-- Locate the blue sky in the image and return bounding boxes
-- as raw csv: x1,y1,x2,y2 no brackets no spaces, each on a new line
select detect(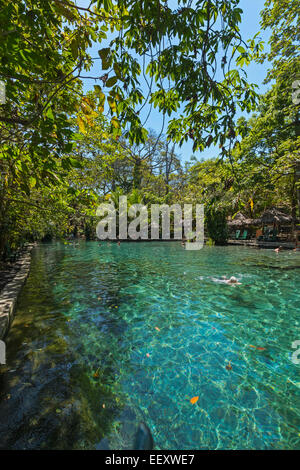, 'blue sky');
80,0,272,162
